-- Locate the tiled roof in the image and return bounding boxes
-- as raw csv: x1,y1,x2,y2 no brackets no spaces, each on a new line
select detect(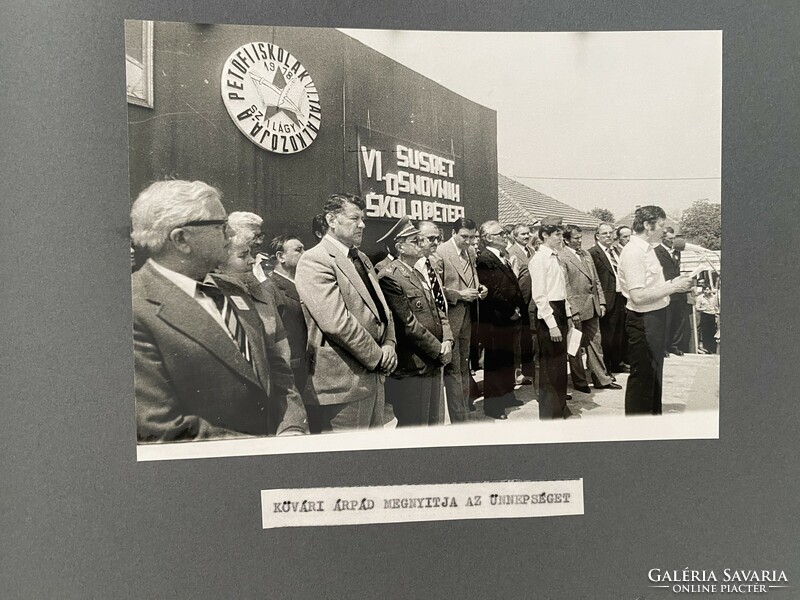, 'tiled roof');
497,173,602,228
